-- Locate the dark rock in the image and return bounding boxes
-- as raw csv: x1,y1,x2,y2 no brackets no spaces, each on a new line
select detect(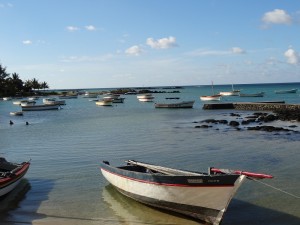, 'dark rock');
229,121,240,127
195,125,212,128
201,119,218,123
